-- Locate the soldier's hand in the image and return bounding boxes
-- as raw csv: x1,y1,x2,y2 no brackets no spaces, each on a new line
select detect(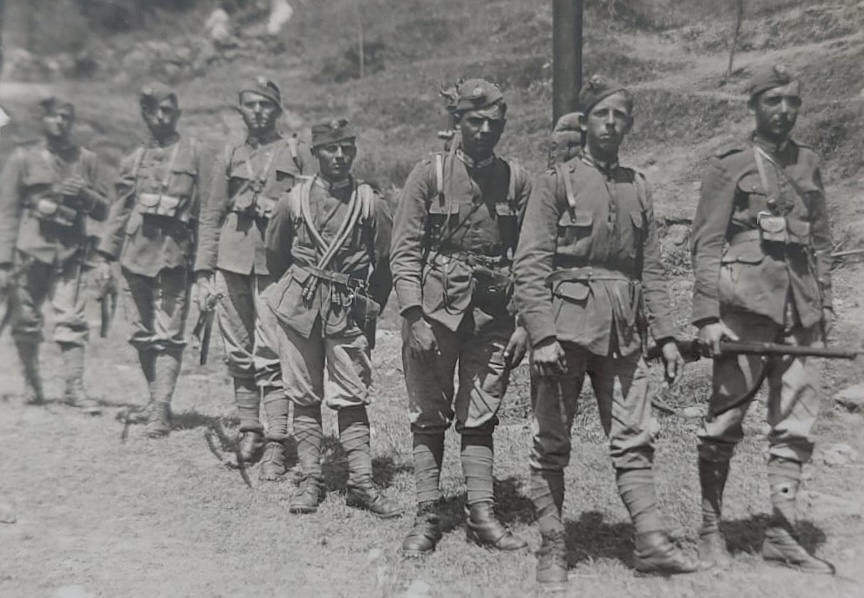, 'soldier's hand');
195,271,216,313
503,326,528,368
822,308,835,339
660,340,685,385
408,316,438,363
531,338,567,378
697,321,739,357
93,258,114,295
59,175,87,198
